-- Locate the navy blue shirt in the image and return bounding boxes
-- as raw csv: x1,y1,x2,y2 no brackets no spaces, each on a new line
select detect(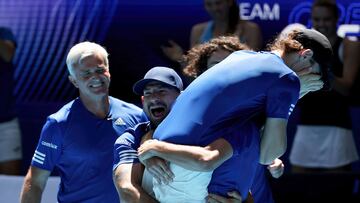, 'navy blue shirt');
205,122,260,199
207,122,273,203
